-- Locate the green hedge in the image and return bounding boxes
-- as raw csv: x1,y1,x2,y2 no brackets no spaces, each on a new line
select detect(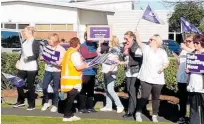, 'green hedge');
1,52,178,91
